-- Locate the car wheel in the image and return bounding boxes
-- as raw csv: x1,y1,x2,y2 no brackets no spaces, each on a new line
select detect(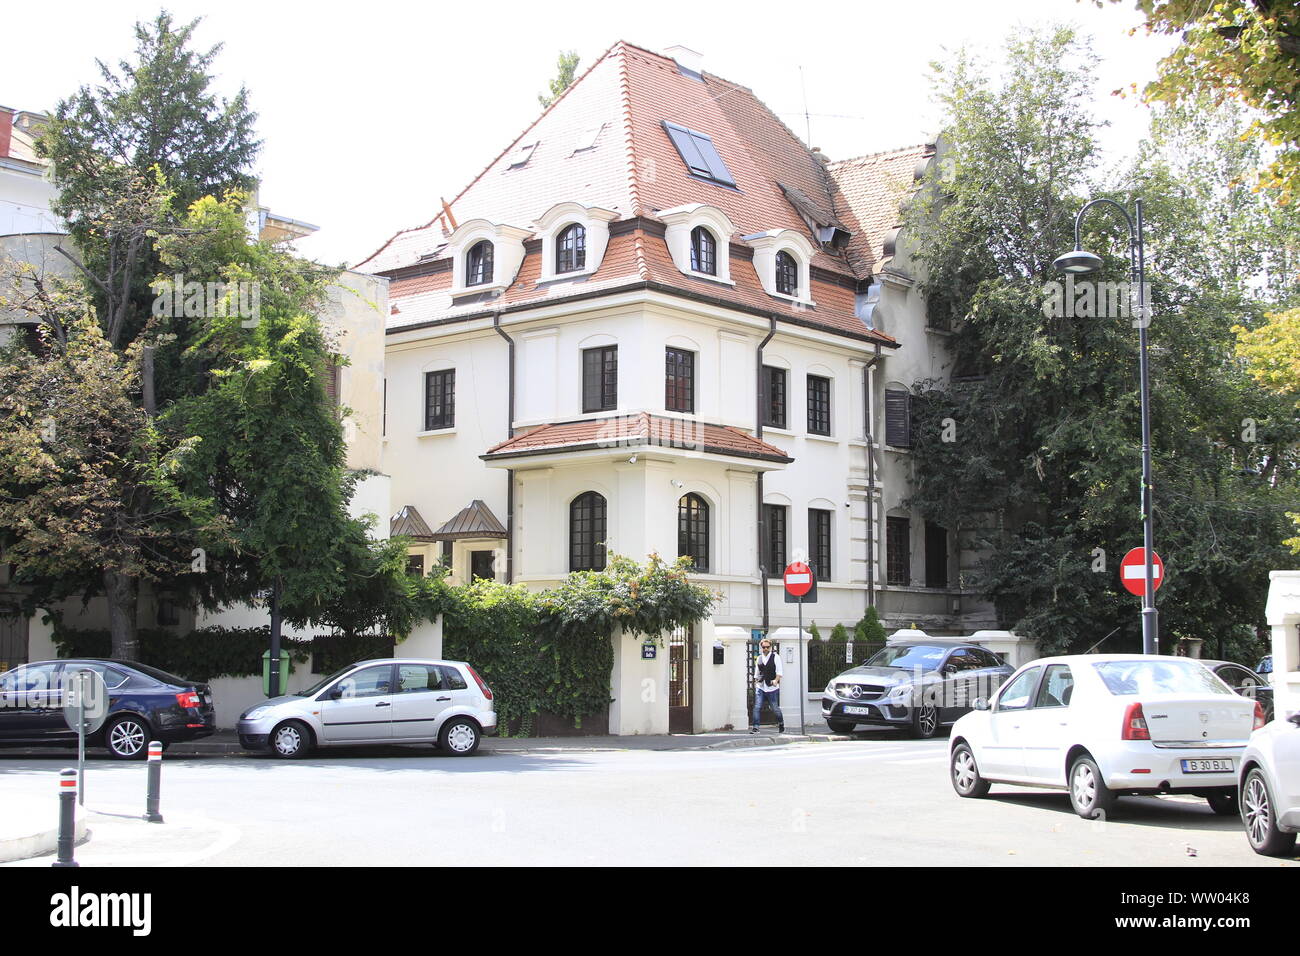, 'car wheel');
826,719,857,734
950,743,991,798
912,704,941,739
1206,789,1239,816
439,718,481,756
1242,768,1297,857
104,715,149,760
270,720,313,760
1069,755,1116,819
